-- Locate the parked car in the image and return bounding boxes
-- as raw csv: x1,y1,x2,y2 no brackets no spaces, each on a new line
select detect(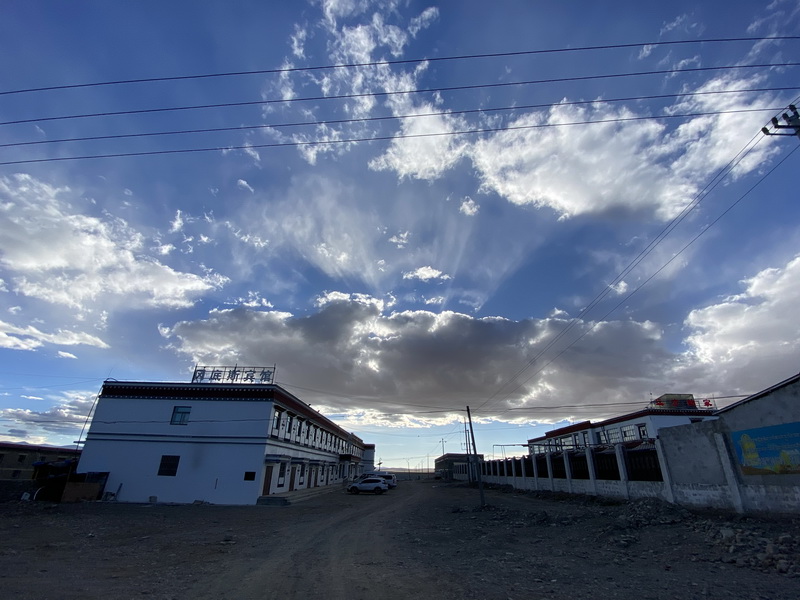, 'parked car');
355,472,397,489
347,477,388,494
376,473,397,489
